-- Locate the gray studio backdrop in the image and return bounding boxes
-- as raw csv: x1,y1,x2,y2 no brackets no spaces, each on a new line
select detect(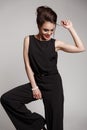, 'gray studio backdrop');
0,0,87,130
